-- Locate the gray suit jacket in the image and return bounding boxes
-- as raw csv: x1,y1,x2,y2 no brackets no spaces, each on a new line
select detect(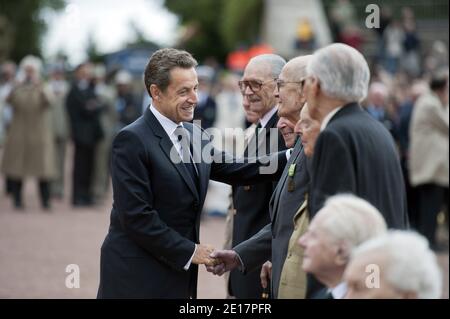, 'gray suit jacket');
230,112,286,298
234,138,309,298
